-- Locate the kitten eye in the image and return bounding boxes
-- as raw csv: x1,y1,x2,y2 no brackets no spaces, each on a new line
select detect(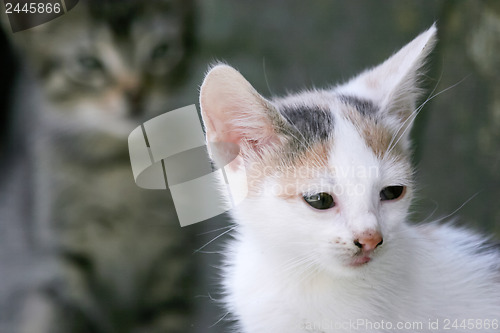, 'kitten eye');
303,193,335,210
380,186,405,201
78,55,103,71
151,42,170,60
